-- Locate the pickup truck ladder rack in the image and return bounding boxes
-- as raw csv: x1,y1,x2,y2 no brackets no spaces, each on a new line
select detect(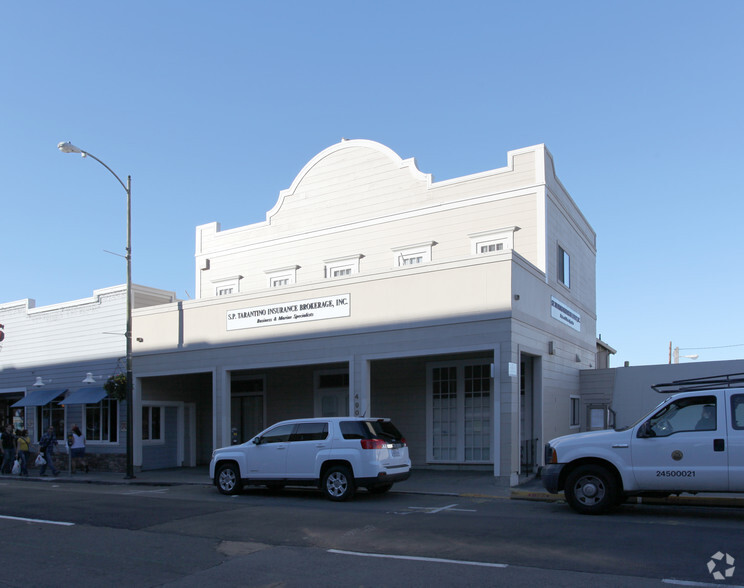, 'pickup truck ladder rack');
652,372,744,394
